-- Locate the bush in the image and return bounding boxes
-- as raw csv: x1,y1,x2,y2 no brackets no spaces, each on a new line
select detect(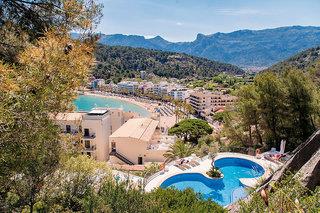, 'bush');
206,166,222,178
239,175,320,212
168,119,213,144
